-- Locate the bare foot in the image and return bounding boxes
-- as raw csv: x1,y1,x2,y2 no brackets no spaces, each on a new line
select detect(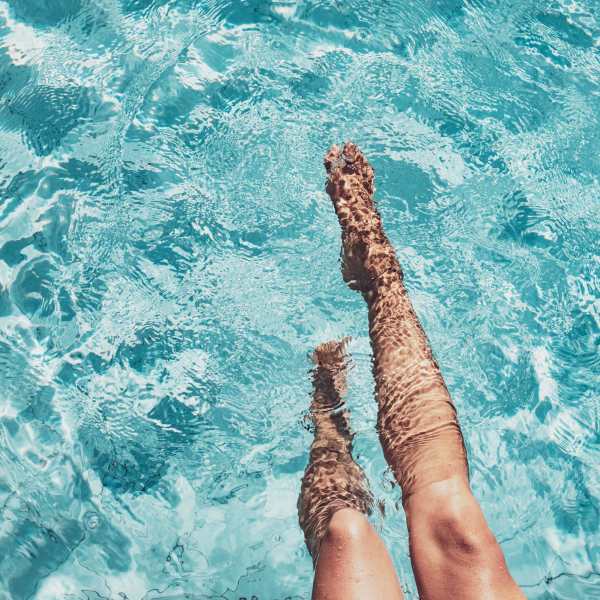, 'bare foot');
311,337,350,411
298,338,373,562
324,142,402,294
